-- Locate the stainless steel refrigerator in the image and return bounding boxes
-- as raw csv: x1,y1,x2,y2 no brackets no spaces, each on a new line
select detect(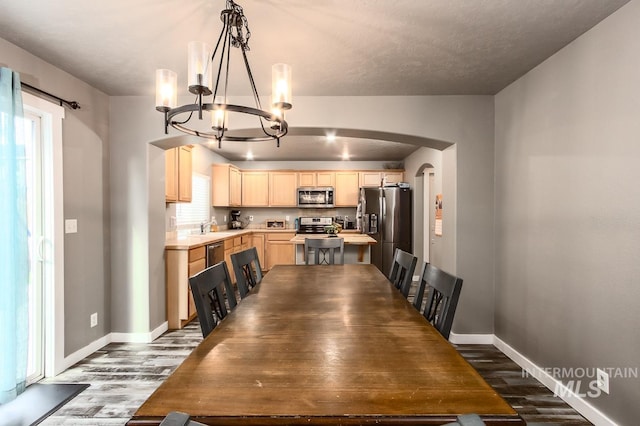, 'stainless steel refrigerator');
359,187,412,273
